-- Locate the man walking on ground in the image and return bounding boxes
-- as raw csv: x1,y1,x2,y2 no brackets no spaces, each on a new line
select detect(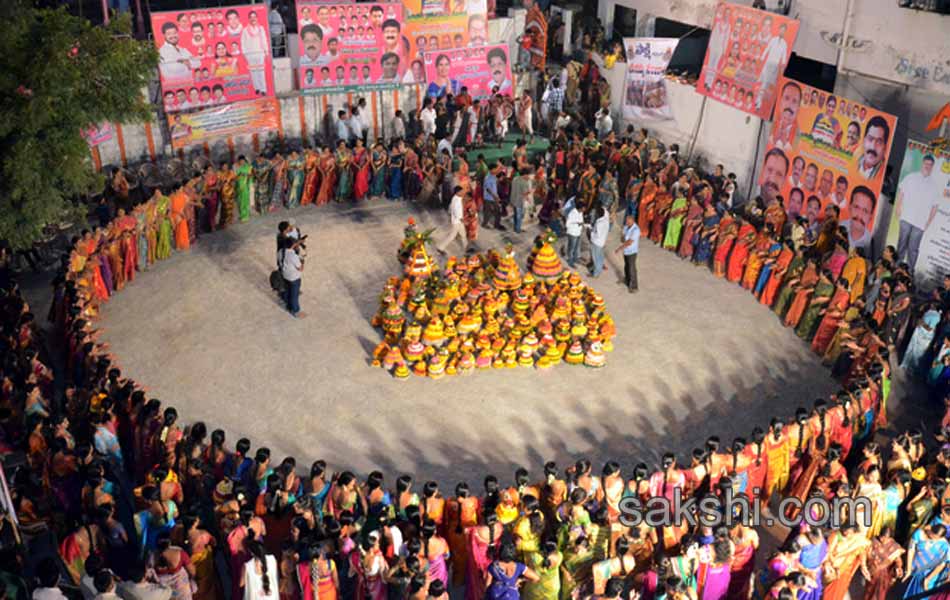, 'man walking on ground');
437,186,467,254
616,214,641,293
